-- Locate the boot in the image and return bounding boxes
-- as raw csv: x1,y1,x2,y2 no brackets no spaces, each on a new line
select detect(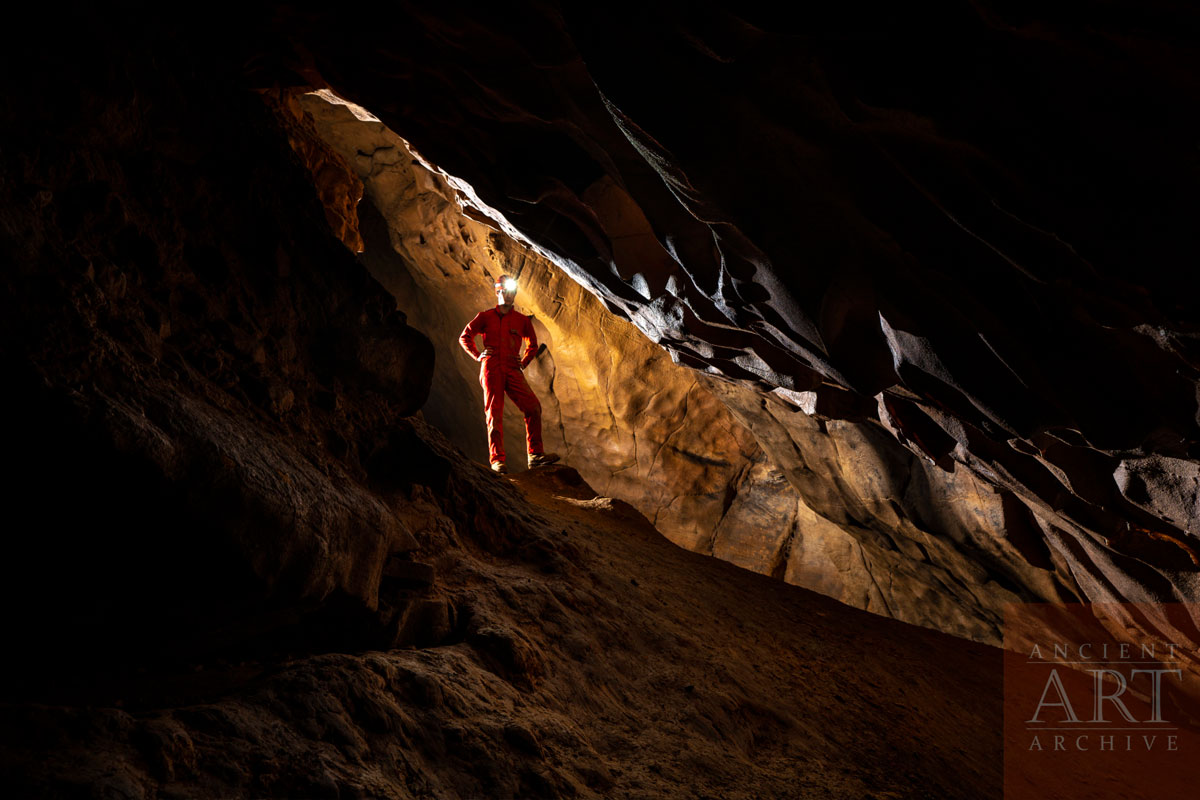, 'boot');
528,452,560,468
490,461,508,474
